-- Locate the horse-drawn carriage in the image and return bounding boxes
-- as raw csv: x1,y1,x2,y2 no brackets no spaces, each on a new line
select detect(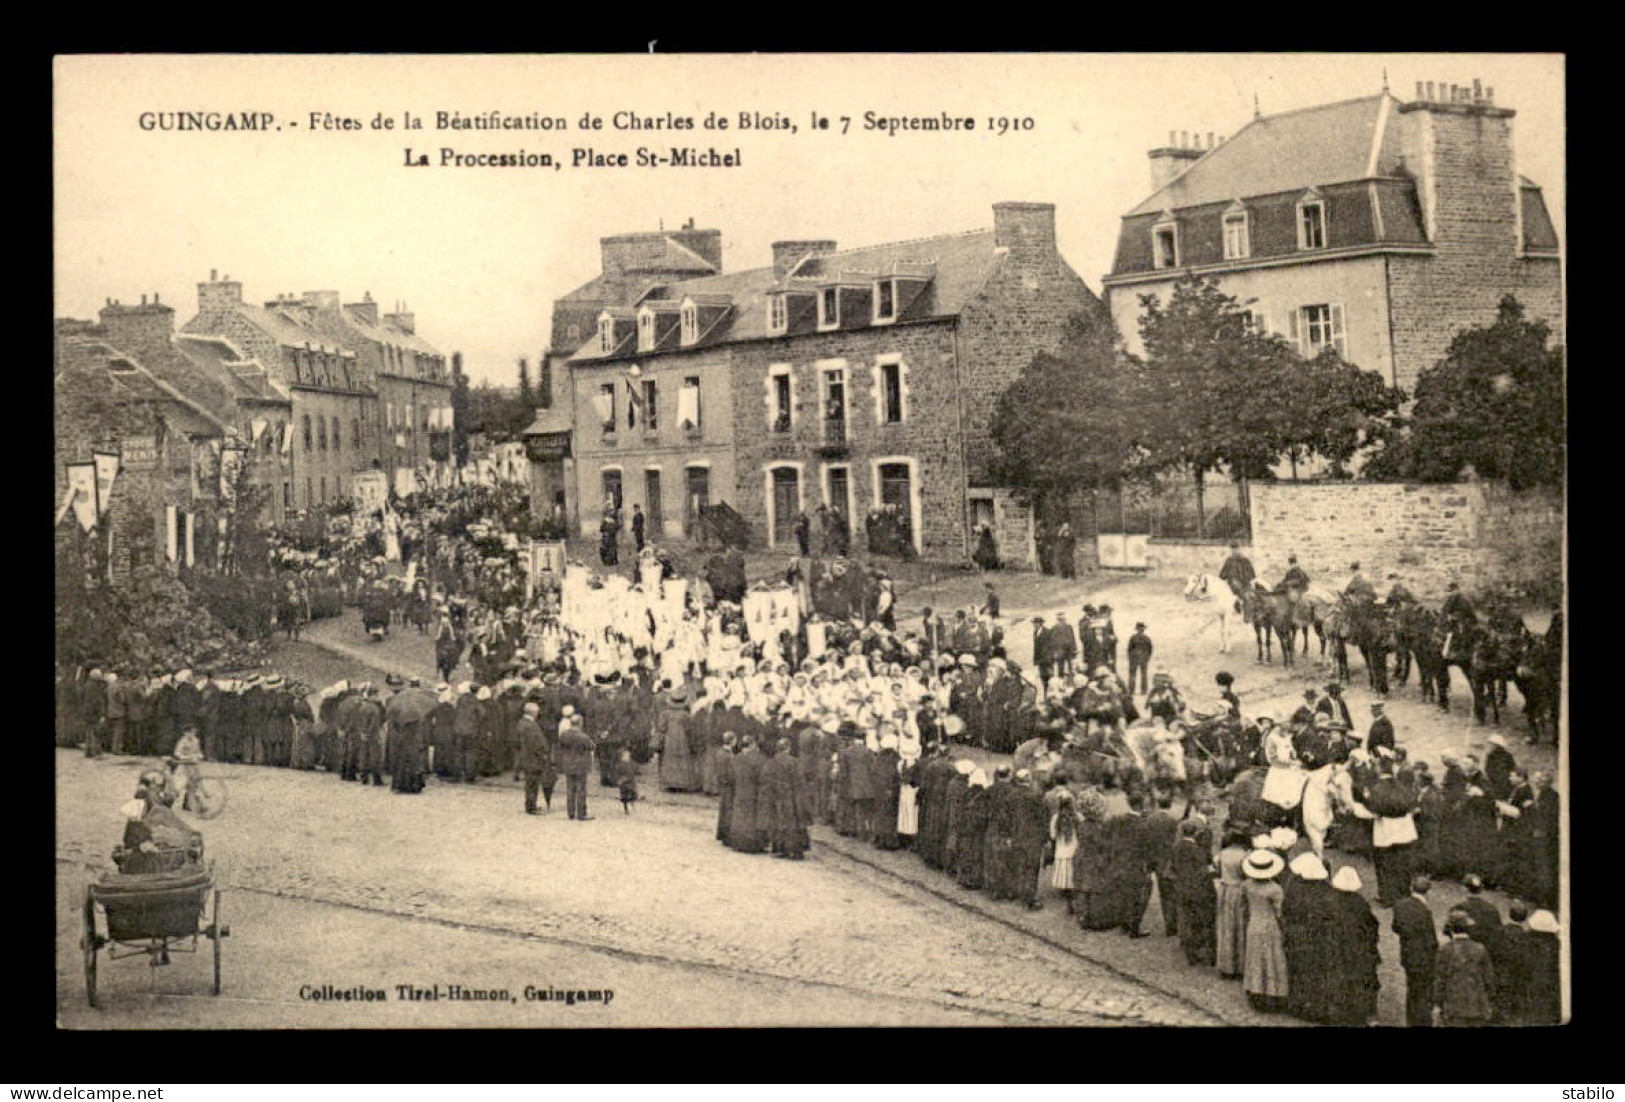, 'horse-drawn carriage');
80,840,229,1008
